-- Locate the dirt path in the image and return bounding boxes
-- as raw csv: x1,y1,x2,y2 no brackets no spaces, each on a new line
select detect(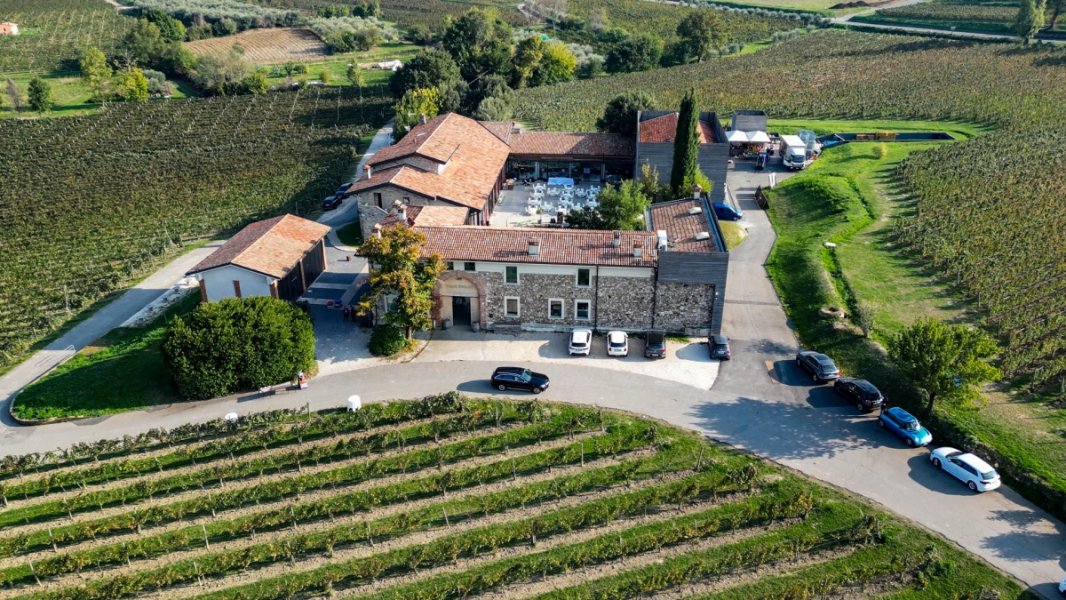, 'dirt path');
100,0,135,11
0,423,570,552
0,434,622,593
